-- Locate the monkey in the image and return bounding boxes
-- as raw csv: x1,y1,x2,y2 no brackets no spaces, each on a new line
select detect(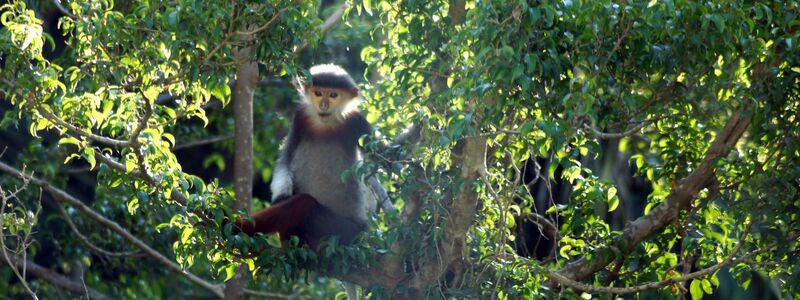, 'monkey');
234,64,375,249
